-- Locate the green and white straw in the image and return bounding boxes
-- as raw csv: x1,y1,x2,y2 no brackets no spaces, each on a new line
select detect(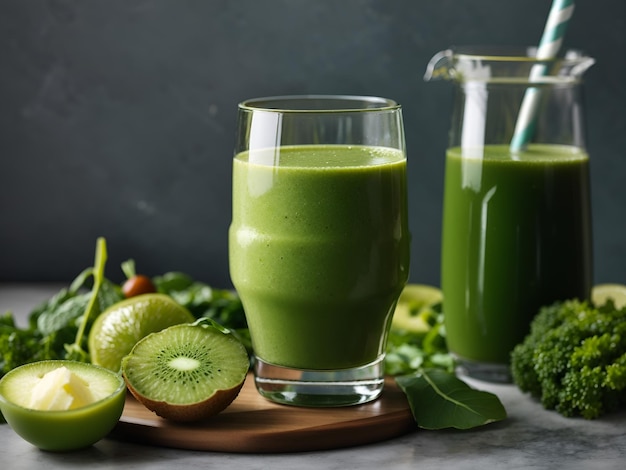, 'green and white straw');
510,0,575,152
